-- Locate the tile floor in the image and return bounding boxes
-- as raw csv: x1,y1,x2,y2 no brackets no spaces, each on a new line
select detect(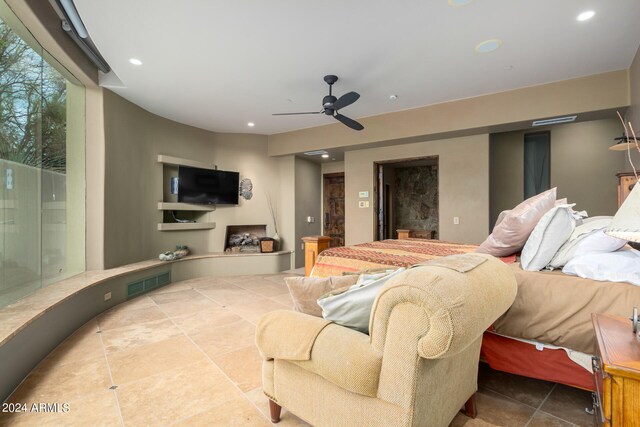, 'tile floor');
0,274,594,426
